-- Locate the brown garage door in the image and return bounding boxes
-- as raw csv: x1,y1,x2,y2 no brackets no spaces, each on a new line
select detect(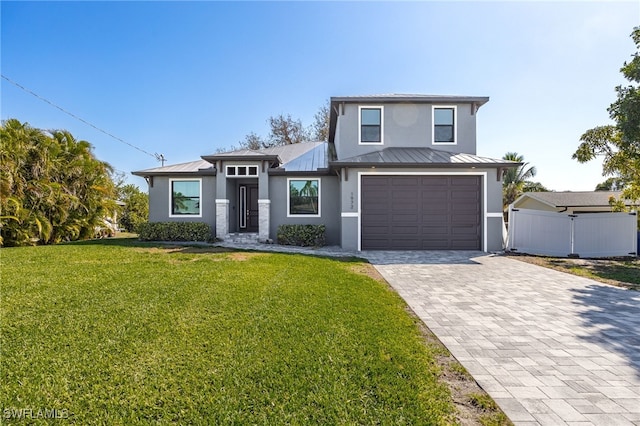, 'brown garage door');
361,175,481,250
